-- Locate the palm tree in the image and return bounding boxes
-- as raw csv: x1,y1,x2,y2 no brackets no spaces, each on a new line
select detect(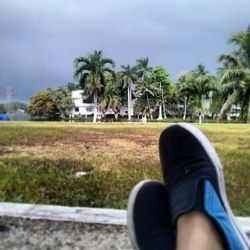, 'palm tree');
100,75,122,118
195,64,208,76
218,26,250,122
136,57,152,80
74,50,115,123
118,65,138,121
136,75,158,120
175,73,192,120
180,65,215,123
217,54,246,121
230,26,250,69
135,58,156,120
